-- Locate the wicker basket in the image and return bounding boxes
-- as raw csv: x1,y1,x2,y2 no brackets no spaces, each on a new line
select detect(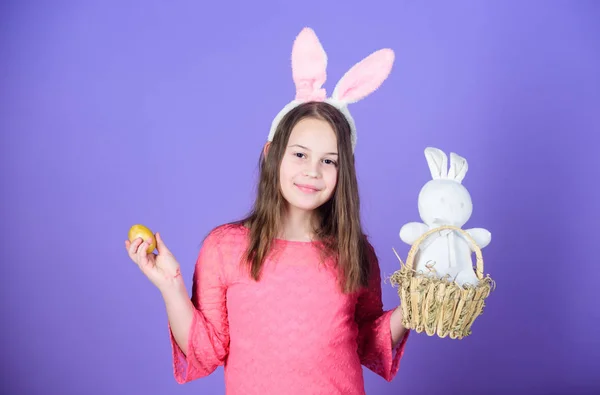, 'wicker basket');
389,225,495,339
